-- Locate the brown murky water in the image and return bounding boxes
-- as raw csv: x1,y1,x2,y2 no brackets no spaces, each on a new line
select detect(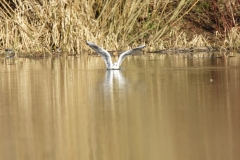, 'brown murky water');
1,54,240,160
